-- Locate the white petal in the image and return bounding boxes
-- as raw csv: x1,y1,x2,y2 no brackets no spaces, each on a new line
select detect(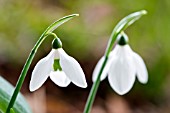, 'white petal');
108,45,136,95
50,71,71,87
29,50,55,92
92,48,119,82
92,57,108,82
53,49,60,59
58,48,87,88
132,52,148,84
